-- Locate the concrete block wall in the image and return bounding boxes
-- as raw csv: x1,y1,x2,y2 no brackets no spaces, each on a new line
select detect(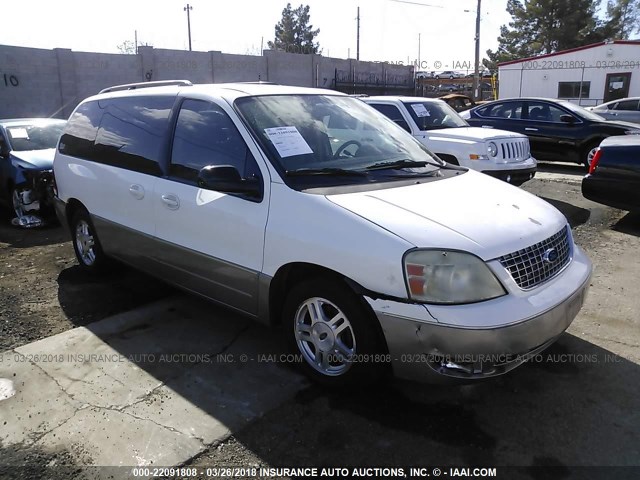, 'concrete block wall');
0,44,414,119
0,45,63,118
